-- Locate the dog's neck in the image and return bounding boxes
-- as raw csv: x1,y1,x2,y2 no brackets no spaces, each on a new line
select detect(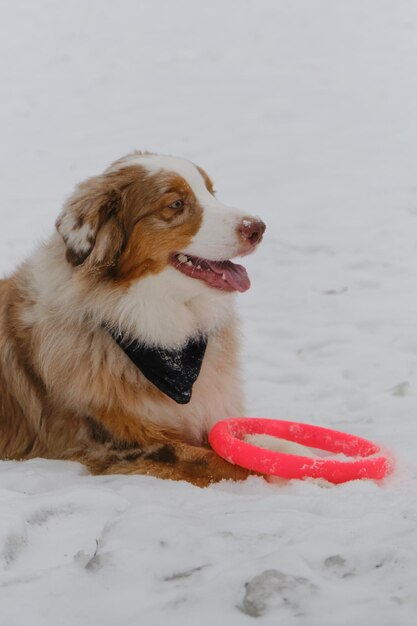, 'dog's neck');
110,266,236,349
